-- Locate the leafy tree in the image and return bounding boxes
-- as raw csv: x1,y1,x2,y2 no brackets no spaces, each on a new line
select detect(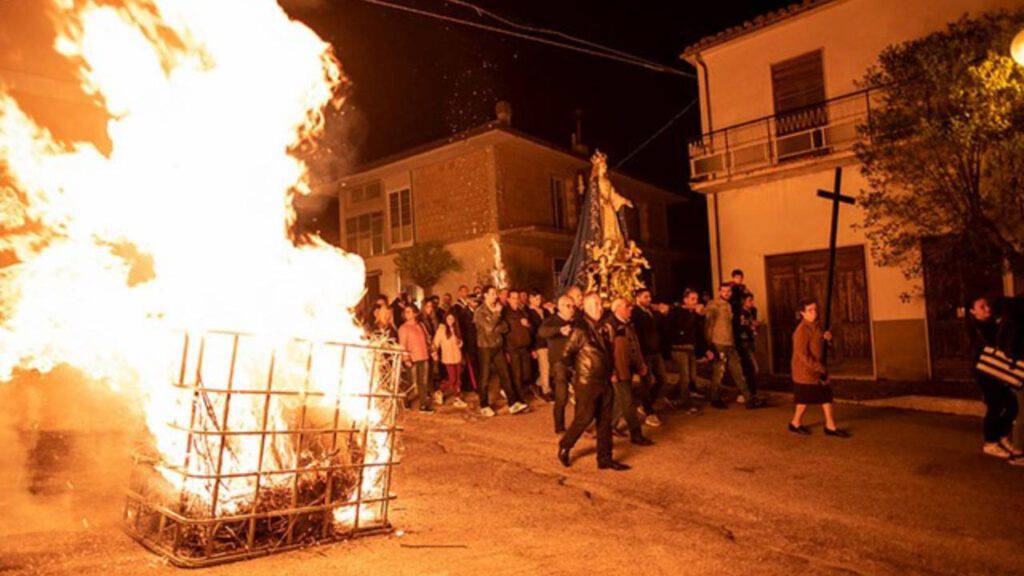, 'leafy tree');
856,11,1024,285
393,241,462,295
